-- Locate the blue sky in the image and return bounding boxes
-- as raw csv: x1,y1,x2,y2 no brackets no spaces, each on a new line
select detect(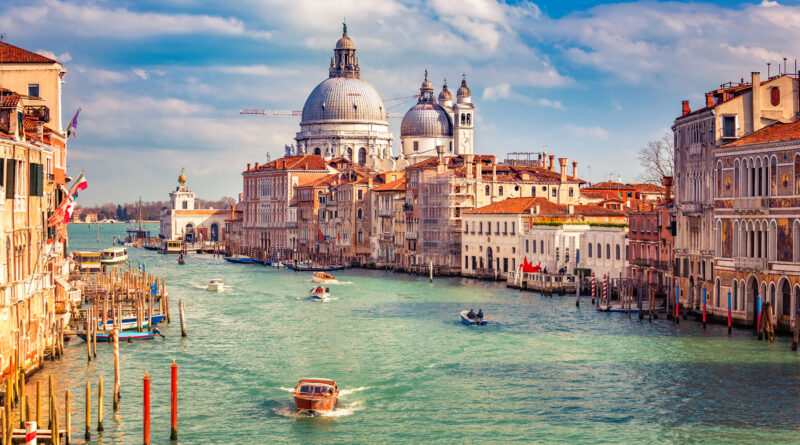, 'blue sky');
2,0,799,205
